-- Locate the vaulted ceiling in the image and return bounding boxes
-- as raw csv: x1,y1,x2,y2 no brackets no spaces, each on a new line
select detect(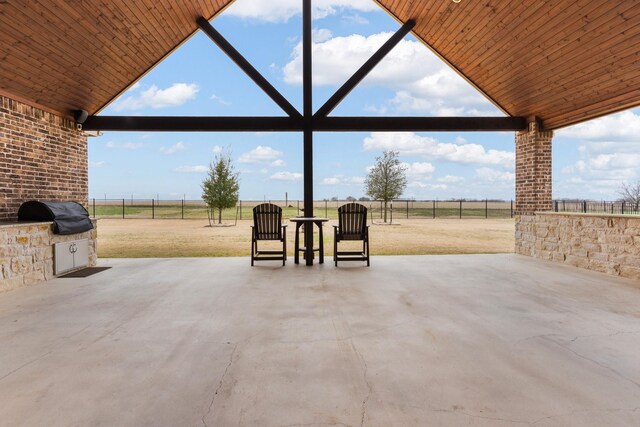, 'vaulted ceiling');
1,0,638,129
